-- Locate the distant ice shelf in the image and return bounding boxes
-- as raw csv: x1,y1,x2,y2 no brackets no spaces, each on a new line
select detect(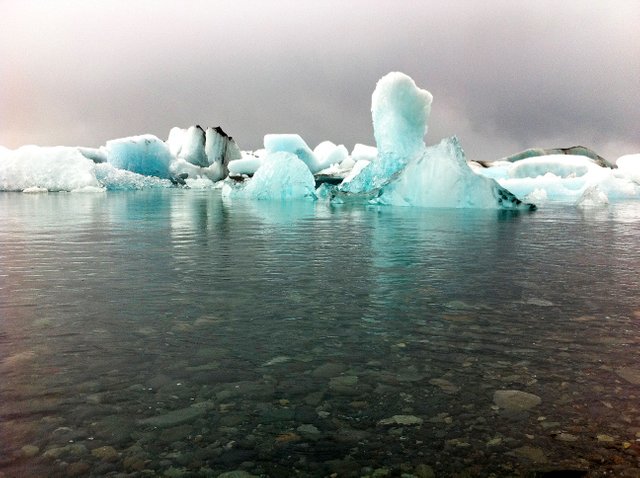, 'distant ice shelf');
0,72,638,208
